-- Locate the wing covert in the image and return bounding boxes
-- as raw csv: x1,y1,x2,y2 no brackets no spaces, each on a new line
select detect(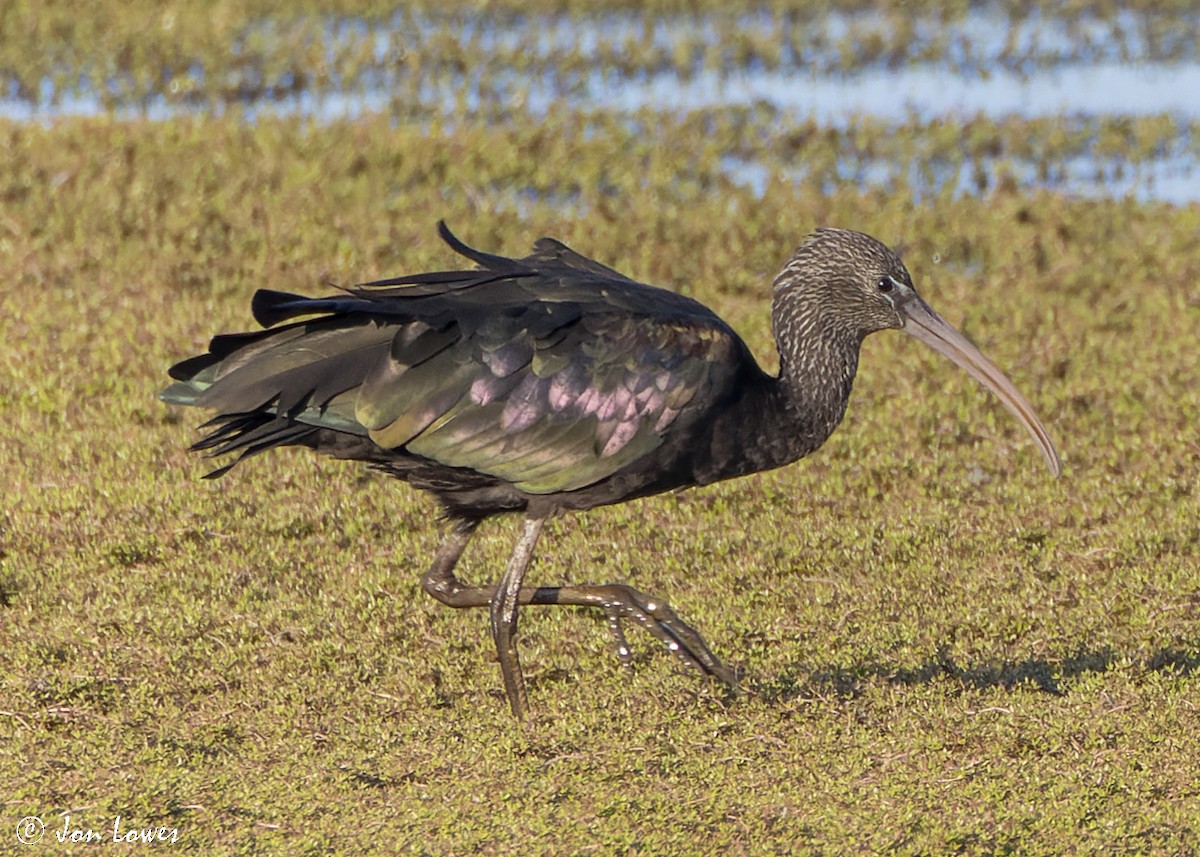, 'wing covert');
358,307,742,494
